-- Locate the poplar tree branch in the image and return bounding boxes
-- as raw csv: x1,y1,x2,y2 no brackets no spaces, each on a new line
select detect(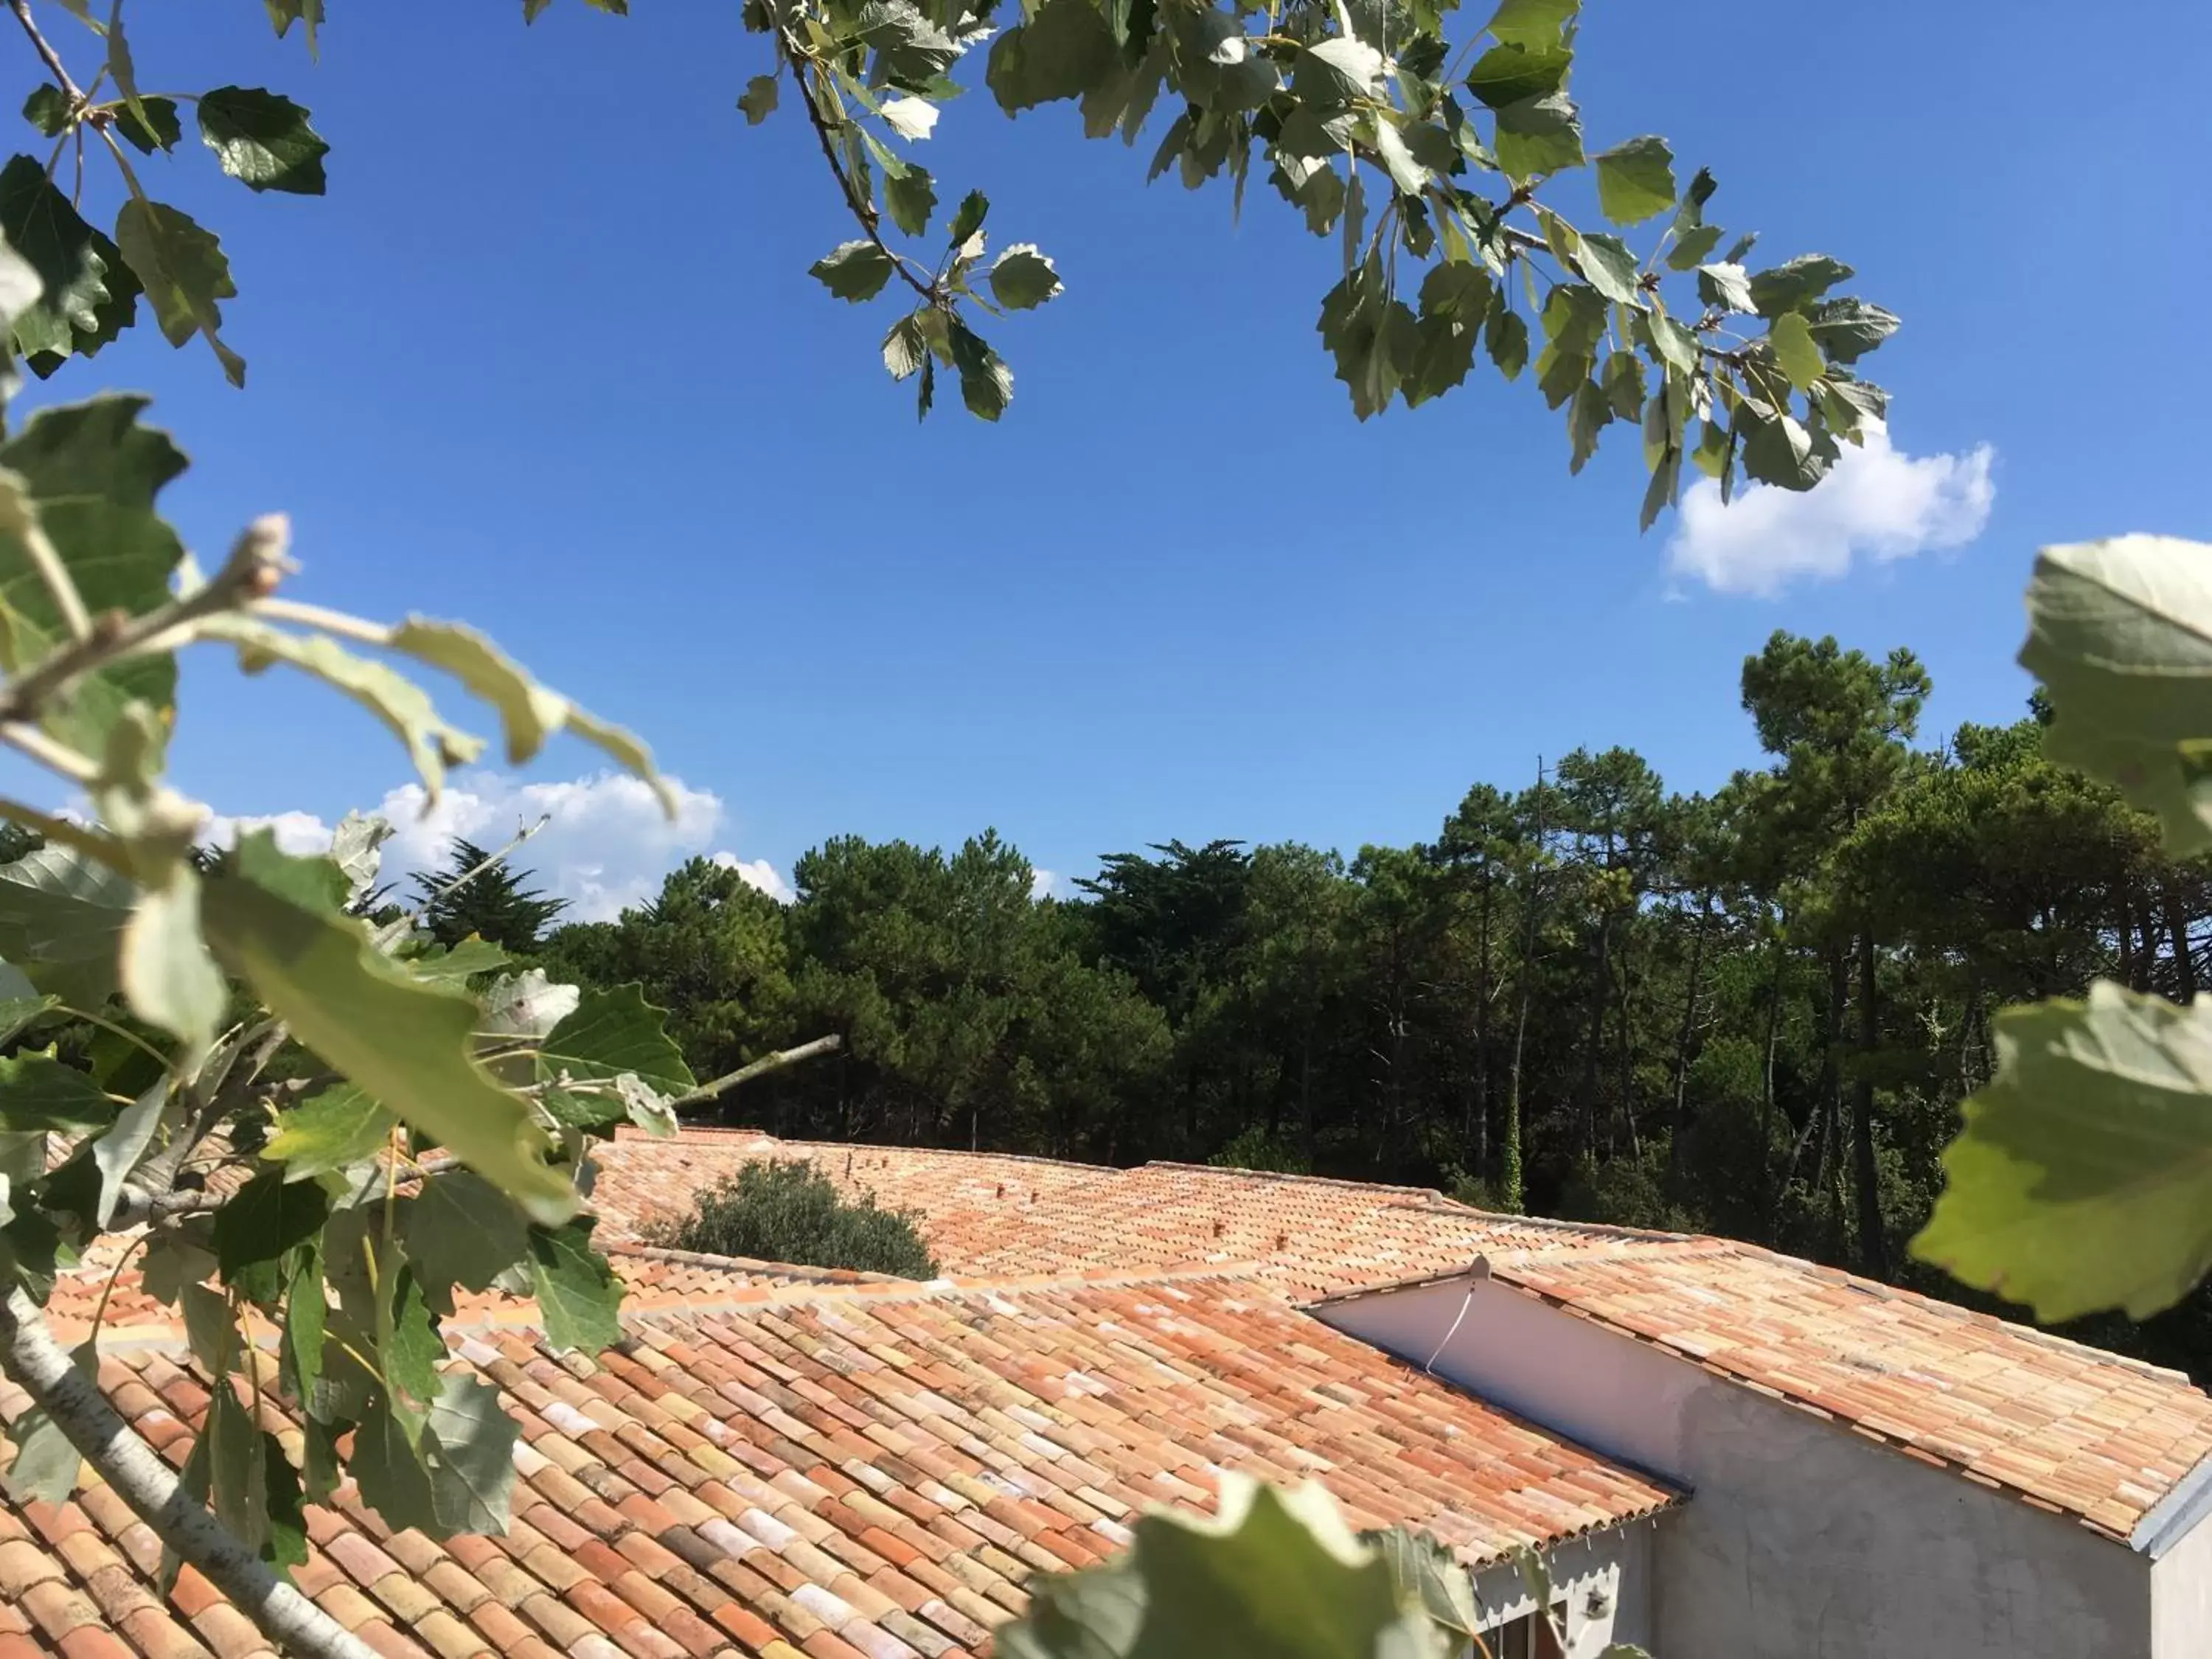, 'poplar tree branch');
675,1032,844,1111
0,1284,375,1659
